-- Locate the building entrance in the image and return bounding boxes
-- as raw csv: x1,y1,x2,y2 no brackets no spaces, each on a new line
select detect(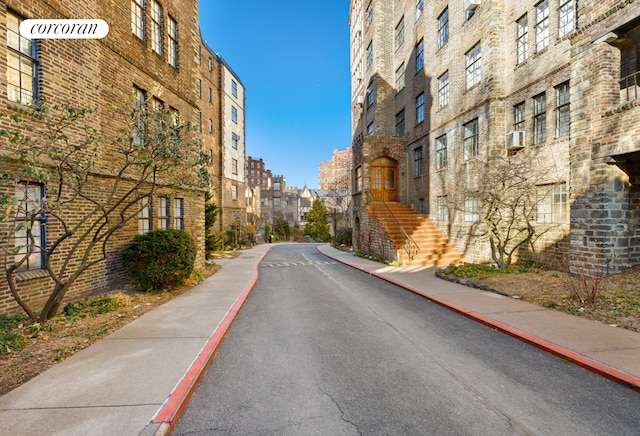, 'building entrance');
370,157,397,202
